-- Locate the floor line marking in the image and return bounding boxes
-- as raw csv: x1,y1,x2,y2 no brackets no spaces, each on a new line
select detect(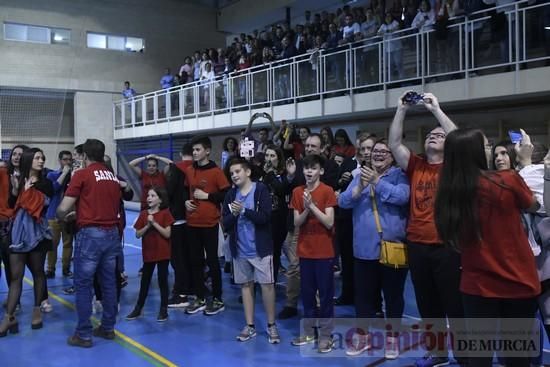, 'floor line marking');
124,243,142,250
21,275,177,367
